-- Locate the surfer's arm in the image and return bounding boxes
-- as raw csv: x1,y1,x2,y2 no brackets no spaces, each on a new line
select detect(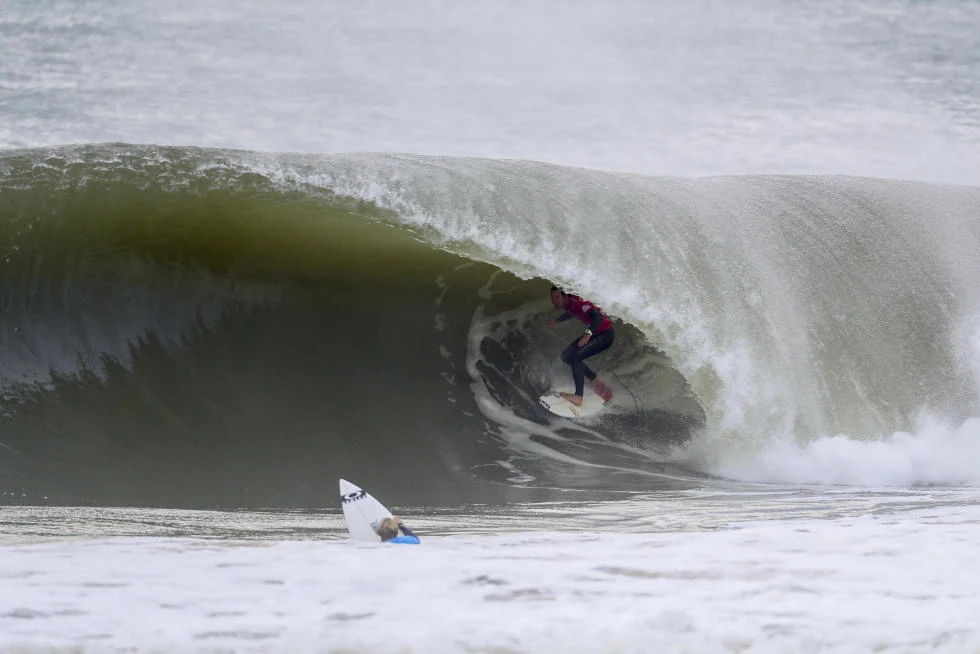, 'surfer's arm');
397,523,418,539
546,312,573,328
576,309,606,346
586,308,604,333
